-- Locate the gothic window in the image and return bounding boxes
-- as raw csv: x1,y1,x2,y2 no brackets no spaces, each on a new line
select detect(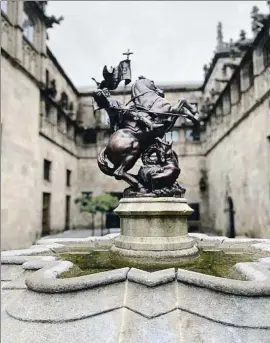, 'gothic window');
49,80,57,98
248,60,254,86
215,101,223,117
45,70,50,88
222,90,231,115
222,65,227,77
263,37,270,68
69,102,74,112
45,102,53,121
241,60,254,91
66,121,74,139
230,73,241,105
1,0,7,13
22,8,35,43
57,110,62,131
60,92,68,110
